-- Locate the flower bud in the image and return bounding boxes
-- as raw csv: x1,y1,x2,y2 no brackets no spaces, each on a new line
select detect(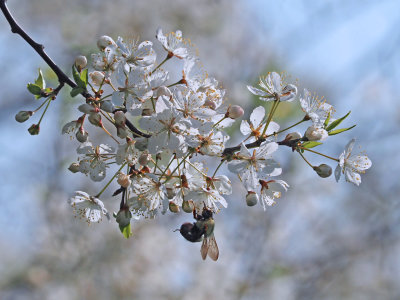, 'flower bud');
68,162,80,173
88,113,102,127
74,55,87,69
100,100,115,113
305,125,328,141
313,164,332,178
116,208,131,227
182,200,194,213
117,173,131,188
89,71,105,86
204,99,216,110
114,111,126,126
139,153,151,166
285,131,302,141
117,126,129,139
76,128,89,143
227,105,244,119
156,86,172,98
169,201,180,213
97,35,115,50
246,191,259,207
28,124,40,135
15,111,33,123
78,103,97,114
